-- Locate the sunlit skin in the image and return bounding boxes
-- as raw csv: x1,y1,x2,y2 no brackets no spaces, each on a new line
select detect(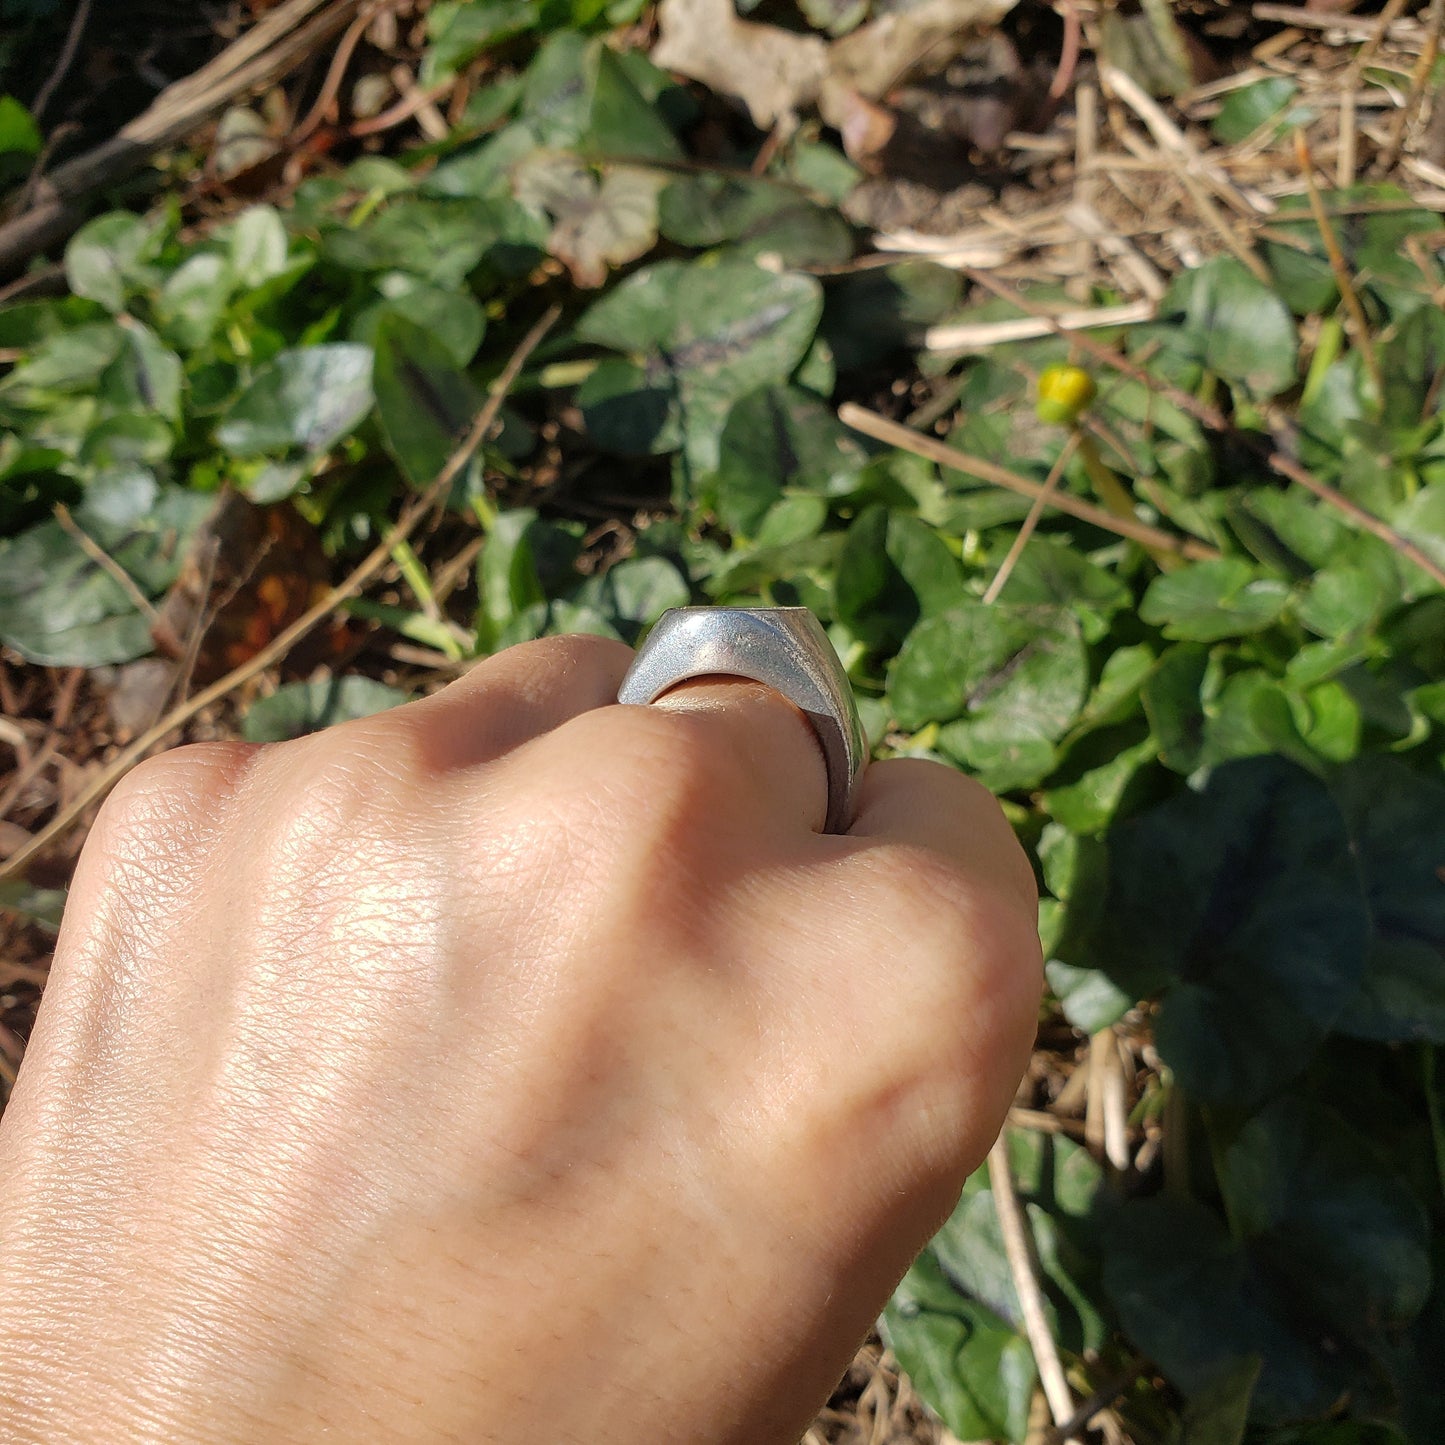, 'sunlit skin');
0,633,1041,1445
